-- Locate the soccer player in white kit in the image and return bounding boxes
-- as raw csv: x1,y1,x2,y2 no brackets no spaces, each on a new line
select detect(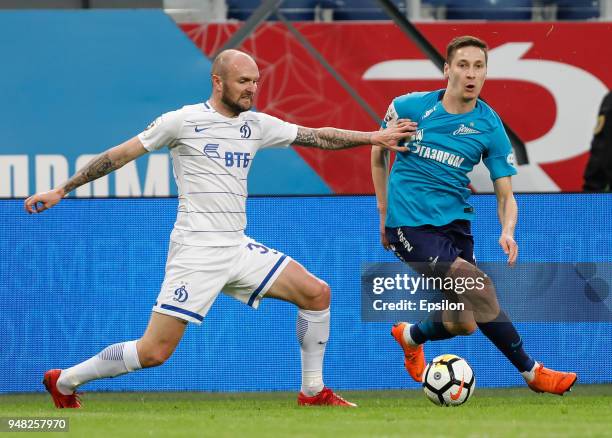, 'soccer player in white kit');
25,49,416,408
